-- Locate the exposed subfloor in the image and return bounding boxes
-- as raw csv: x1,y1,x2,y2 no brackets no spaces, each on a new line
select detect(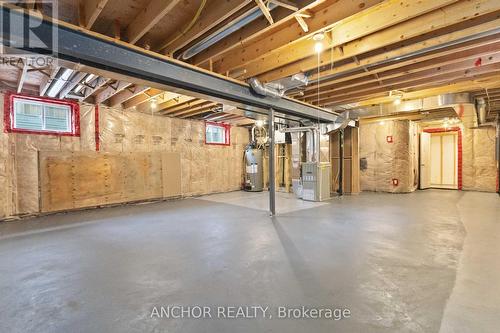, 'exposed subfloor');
0,190,498,332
